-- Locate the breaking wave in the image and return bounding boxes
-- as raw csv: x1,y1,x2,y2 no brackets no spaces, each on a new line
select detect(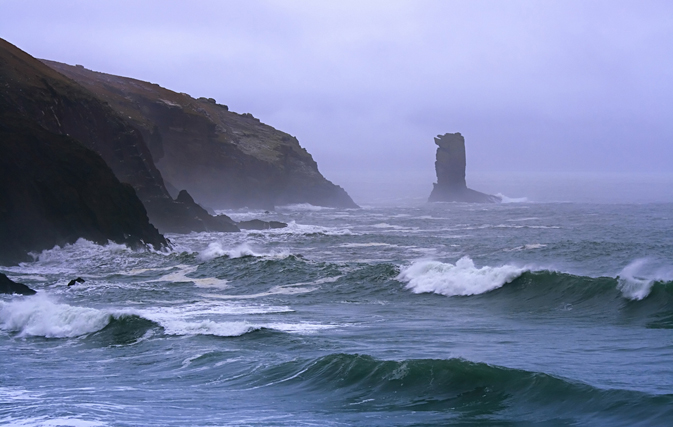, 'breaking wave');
0,294,334,339
397,256,527,296
495,193,529,203
198,242,291,261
